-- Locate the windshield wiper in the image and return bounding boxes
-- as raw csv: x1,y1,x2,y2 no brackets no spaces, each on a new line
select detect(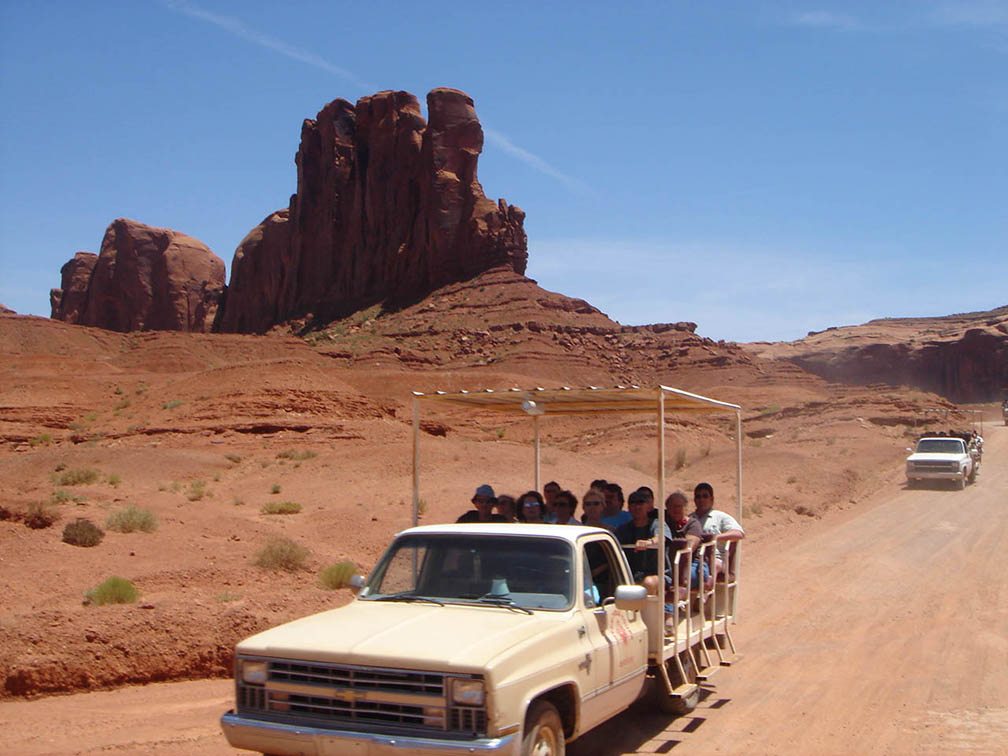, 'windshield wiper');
372,593,445,606
476,595,533,615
